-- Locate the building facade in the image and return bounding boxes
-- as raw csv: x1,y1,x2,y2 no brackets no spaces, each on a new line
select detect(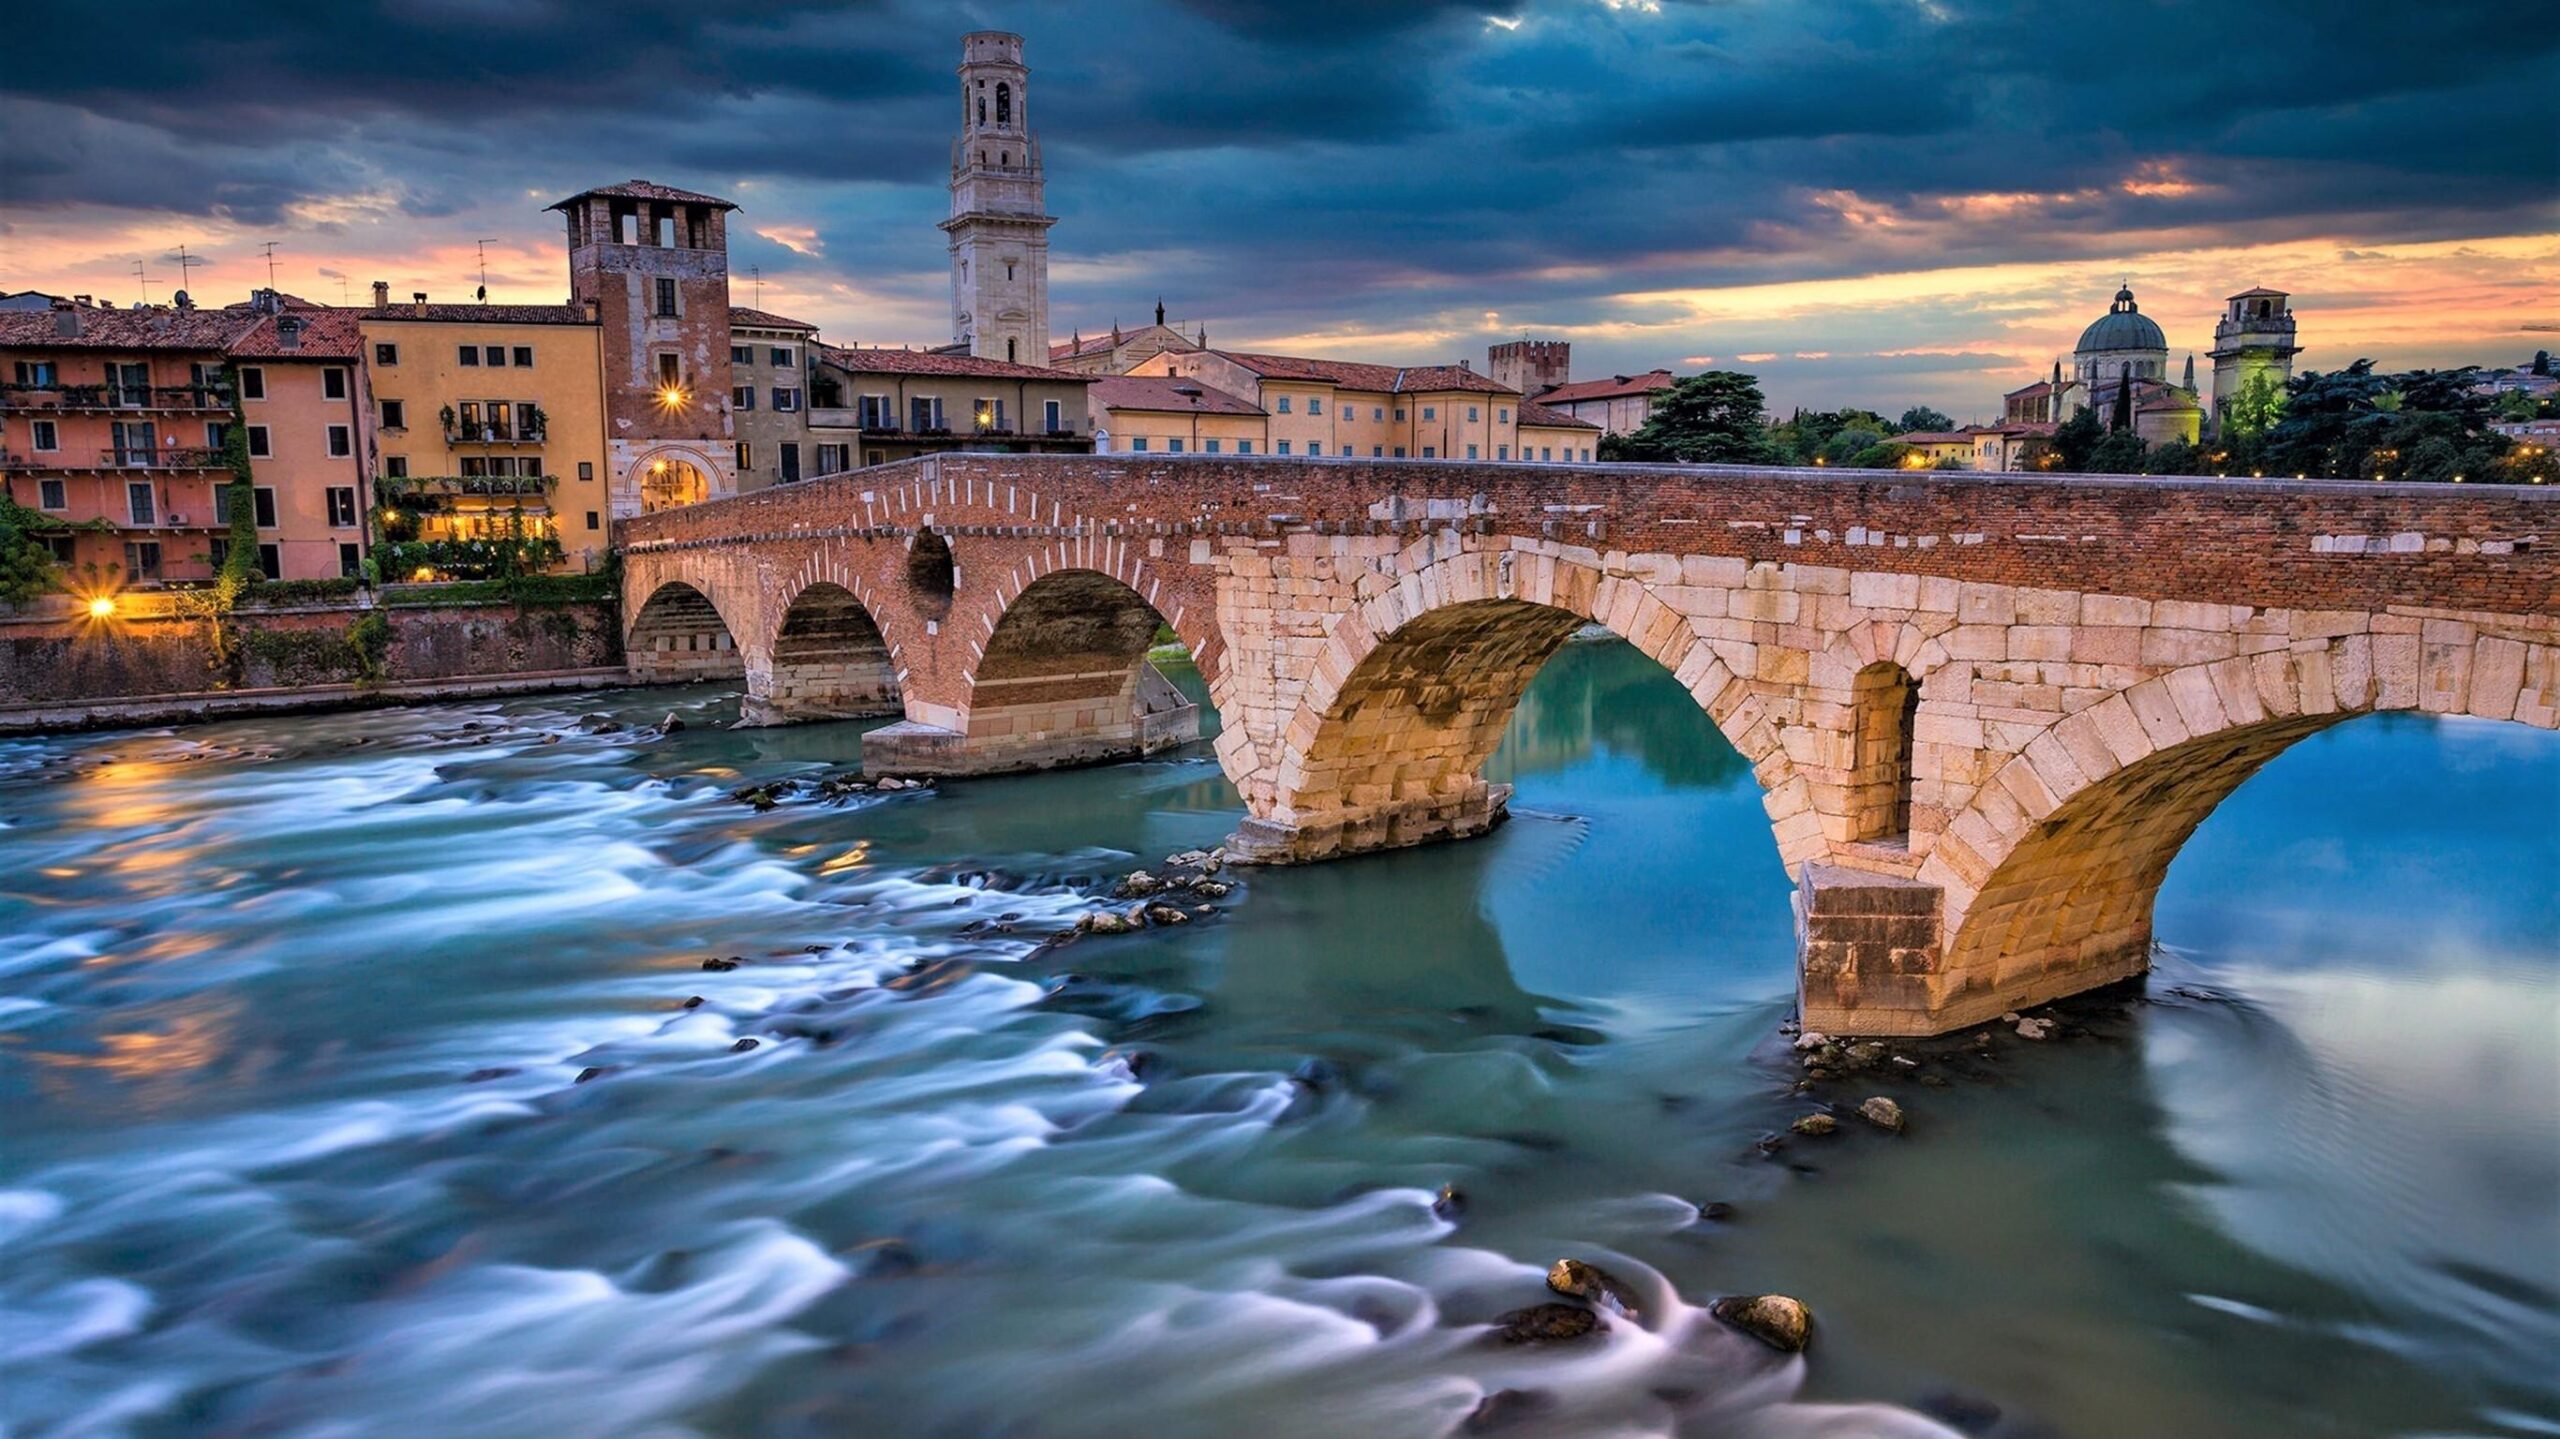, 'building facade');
1049,307,1203,375
552,179,741,516
1487,339,1572,397
225,304,373,580
808,347,1092,469
1088,374,1267,454
729,306,818,488
356,297,612,575
1522,369,1678,437
944,31,1054,367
